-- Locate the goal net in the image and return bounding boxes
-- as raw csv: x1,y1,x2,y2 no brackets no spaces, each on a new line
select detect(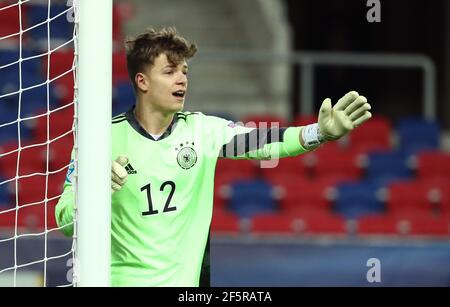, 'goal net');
0,0,77,287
